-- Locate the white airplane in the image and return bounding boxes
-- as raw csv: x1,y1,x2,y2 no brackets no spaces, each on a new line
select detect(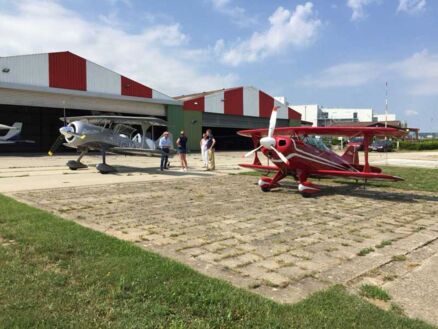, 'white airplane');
0,122,34,144
48,115,175,174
